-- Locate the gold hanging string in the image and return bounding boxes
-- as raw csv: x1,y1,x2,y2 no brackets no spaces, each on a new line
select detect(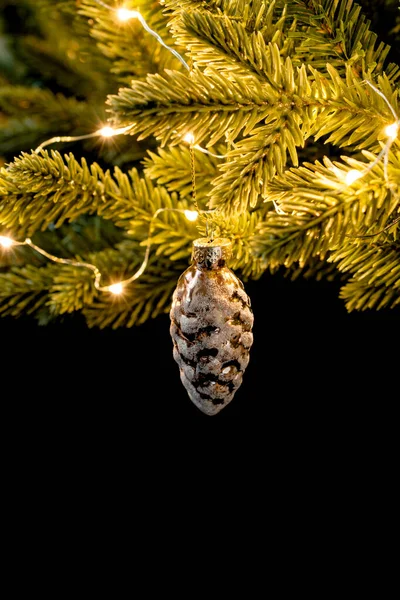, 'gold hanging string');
188,139,214,241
